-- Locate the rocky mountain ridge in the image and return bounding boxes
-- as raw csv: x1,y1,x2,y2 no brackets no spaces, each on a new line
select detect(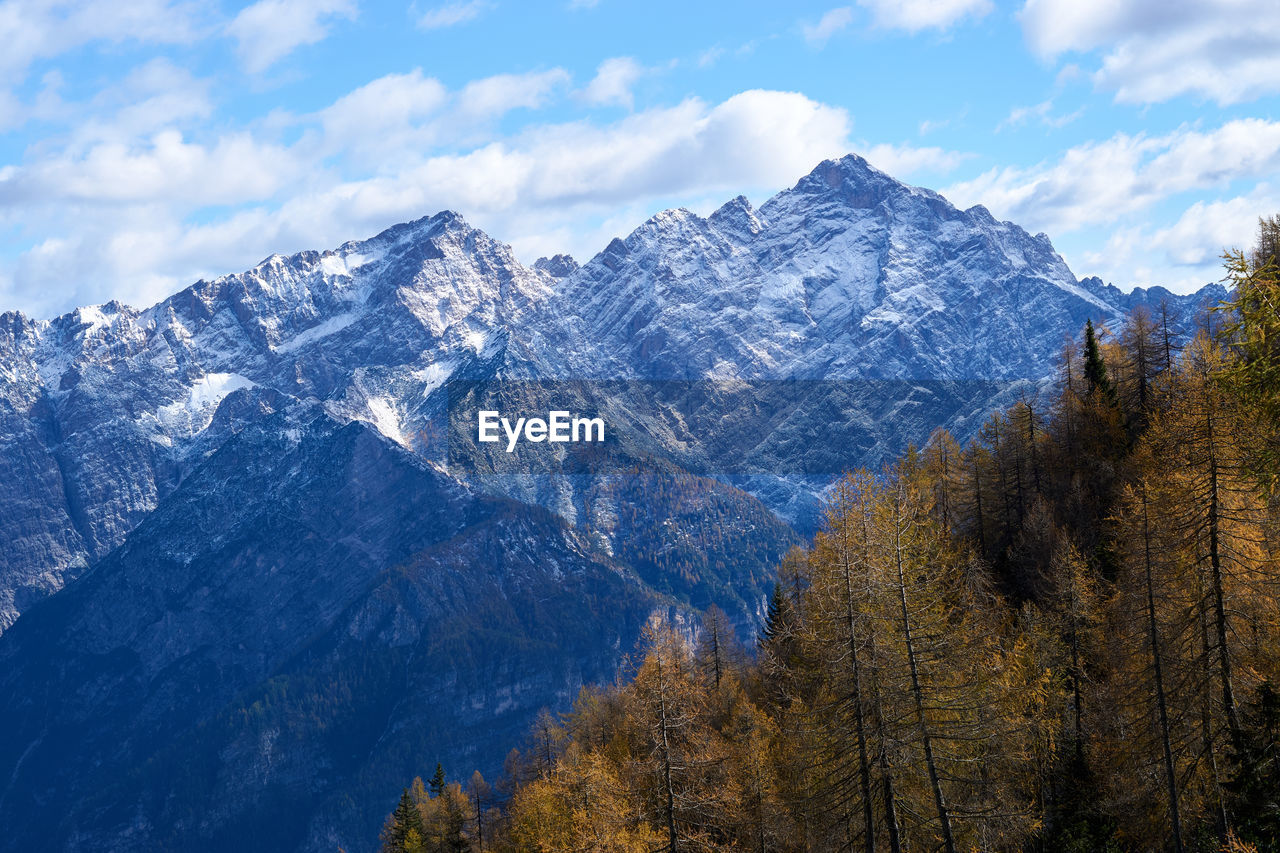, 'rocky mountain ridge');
0,155,1224,631
0,153,1227,852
